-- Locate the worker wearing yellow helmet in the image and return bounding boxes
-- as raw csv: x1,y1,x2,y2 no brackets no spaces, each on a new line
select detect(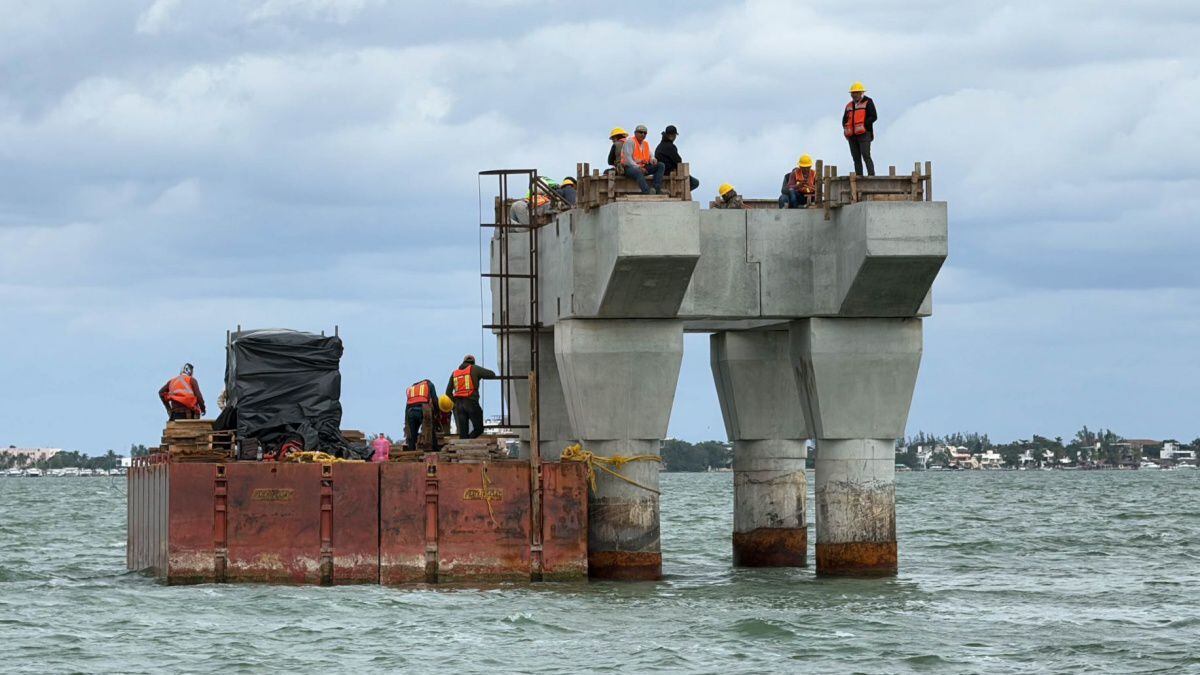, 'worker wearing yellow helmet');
558,176,577,207
781,154,818,209
713,182,747,210
607,127,629,171
843,81,878,176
